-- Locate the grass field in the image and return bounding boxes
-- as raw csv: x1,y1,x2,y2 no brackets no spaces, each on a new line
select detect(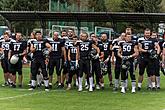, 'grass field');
0,67,165,110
